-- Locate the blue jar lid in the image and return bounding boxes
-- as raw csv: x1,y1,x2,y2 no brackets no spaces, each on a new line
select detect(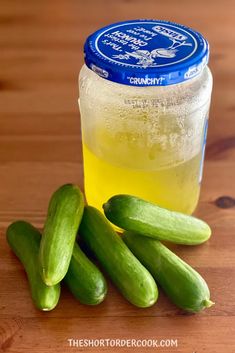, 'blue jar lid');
84,19,209,86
